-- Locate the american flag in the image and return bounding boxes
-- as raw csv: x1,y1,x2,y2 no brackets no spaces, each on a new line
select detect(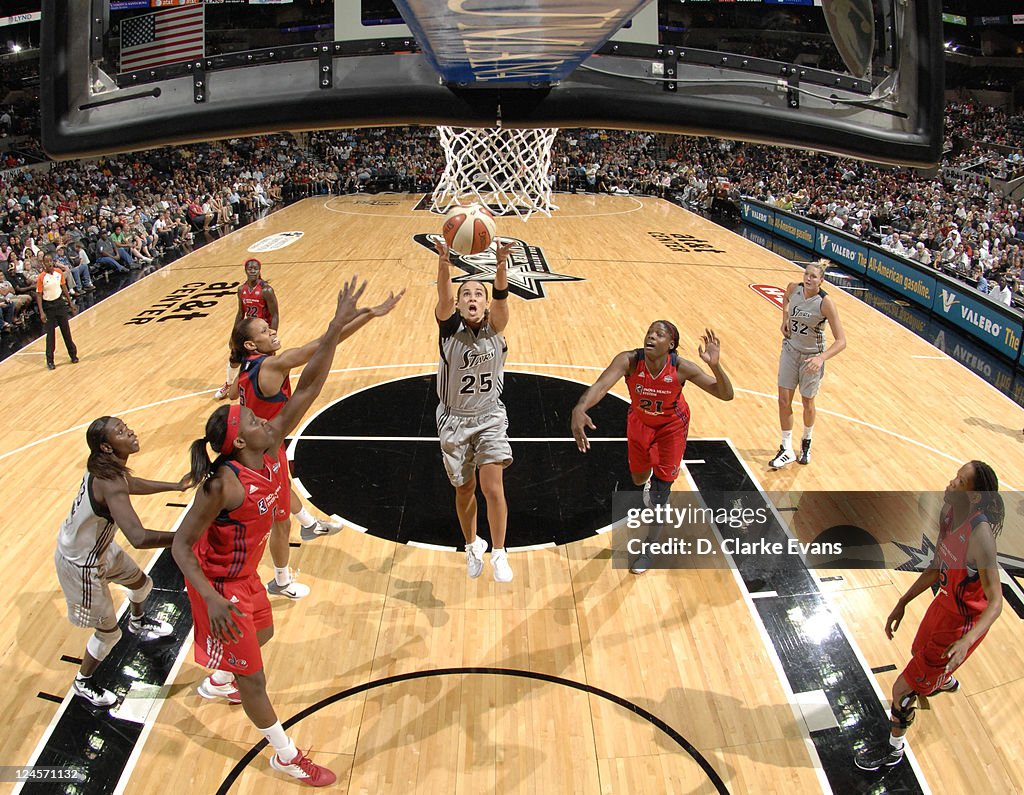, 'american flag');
119,4,205,73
